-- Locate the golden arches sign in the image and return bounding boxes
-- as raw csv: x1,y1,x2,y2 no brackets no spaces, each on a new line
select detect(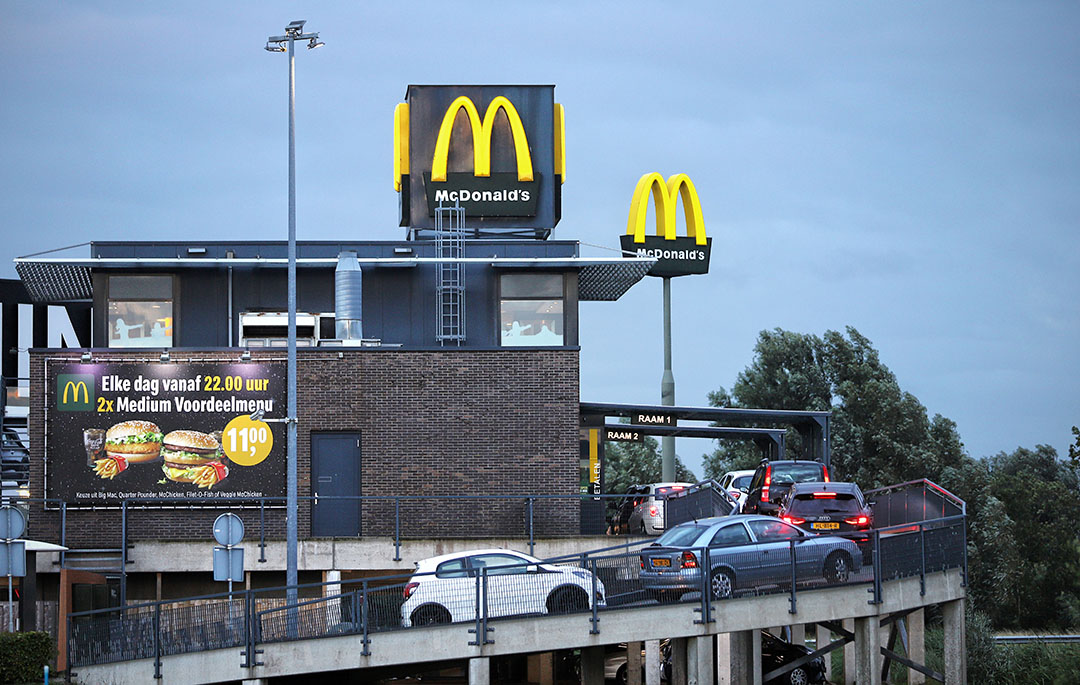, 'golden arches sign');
62,380,89,405
626,172,707,245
